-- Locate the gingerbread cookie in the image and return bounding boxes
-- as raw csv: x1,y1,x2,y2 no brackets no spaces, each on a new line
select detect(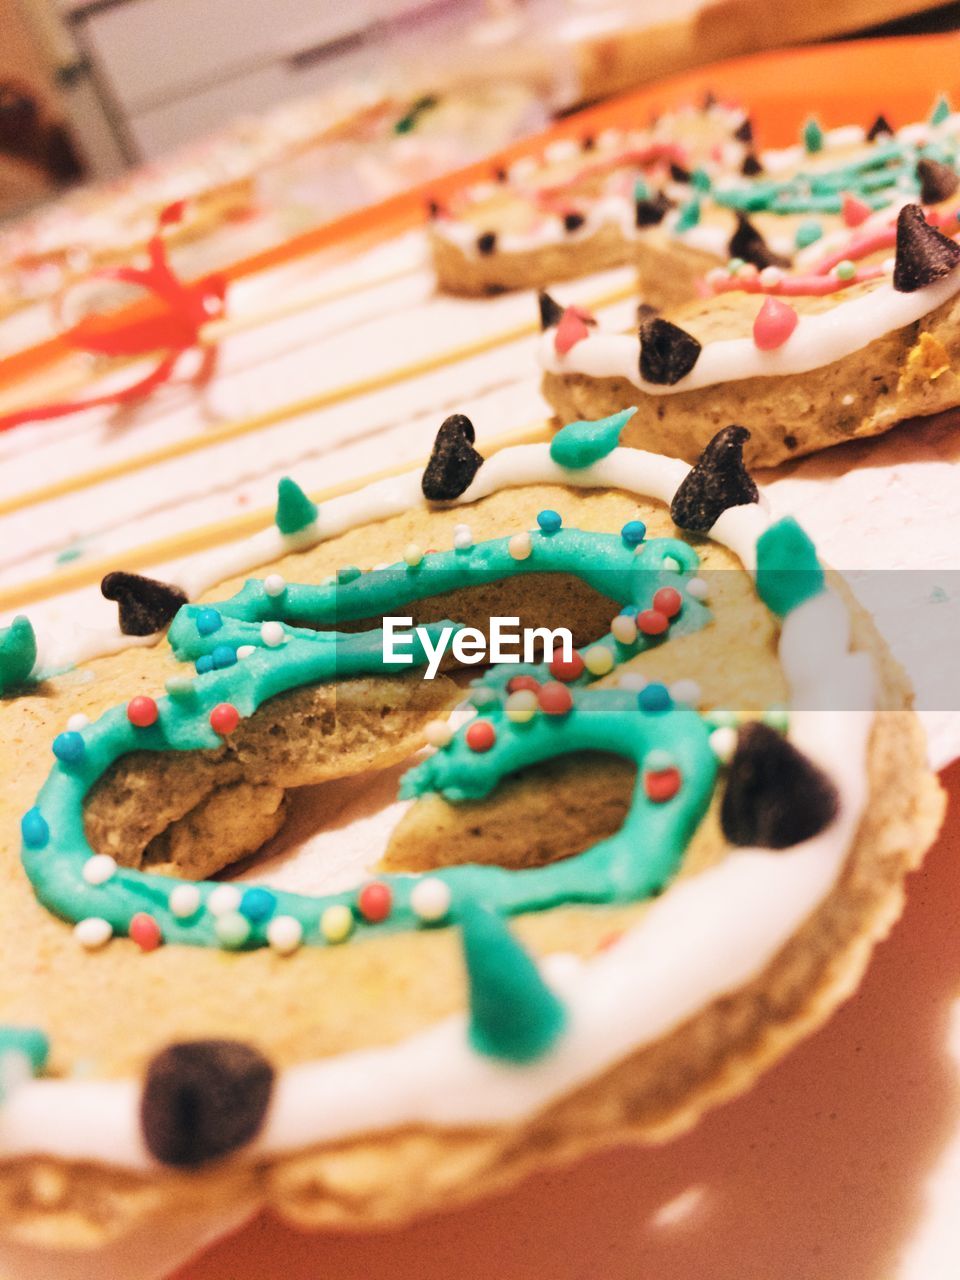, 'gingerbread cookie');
0,415,943,1278
540,202,960,467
